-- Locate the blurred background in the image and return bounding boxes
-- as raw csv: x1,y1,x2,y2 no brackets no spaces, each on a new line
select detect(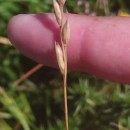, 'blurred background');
1,0,130,130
